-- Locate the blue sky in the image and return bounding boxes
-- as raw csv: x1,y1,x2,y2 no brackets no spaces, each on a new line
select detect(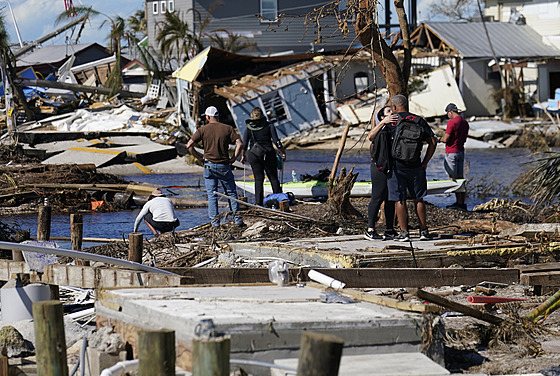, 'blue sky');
2,0,142,46
2,0,432,46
